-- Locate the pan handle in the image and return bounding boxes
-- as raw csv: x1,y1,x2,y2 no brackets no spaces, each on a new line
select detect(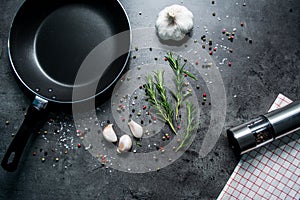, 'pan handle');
1,96,48,172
